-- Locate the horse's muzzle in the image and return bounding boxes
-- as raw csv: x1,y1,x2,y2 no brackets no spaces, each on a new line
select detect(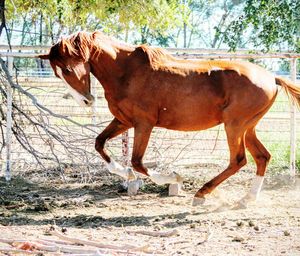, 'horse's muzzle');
83,94,95,107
